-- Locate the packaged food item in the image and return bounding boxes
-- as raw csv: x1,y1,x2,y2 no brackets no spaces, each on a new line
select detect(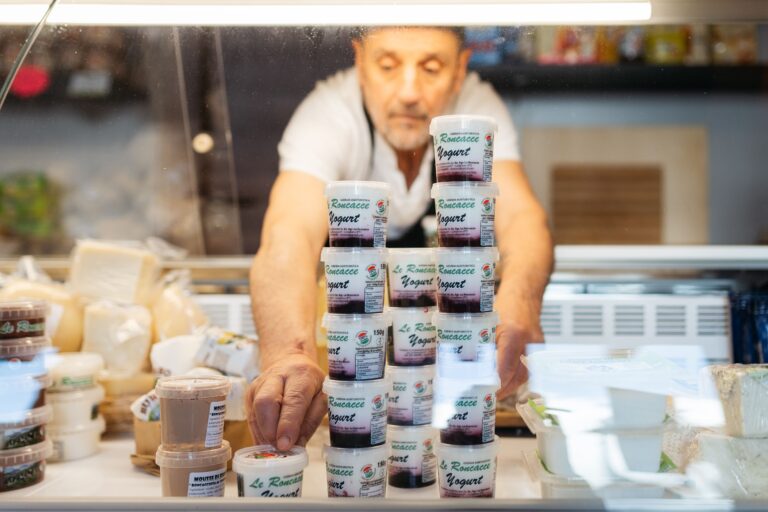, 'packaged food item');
193,327,259,382
321,248,386,314
707,364,768,437
434,248,498,313
437,438,498,498
48,416,105,462
0,373,51,413
46,352,104,392
99,371,157,398
324,444,387,498
388,425,437,488
152,334,205,378
151,271,208,343
387,249,436,308
431,183,498,248
433,376,498,445
322,313,388,381
47,384,104,428
0,406,51,450
0,440,53,492
323,378,388,448
233,445,308,497
711,24,758,65
690,432,768,498
155,441,231,497
0,300,46,340
0,336,50,363
325,181,391,248
186,368,248,422
388,307,436,367
387,366,434,426
434,311,497,365
82,301,152,377
155,375,231,451
131,390,160,422
429,115,497,182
